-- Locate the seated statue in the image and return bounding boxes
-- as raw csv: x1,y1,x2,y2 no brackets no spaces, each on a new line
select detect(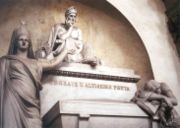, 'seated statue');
37,6,100,67
132,80,180,128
